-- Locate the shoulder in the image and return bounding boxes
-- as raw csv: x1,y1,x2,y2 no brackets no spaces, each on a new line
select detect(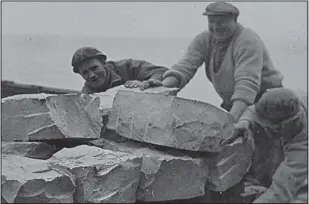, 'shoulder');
235,27,264,48
191,30,211,44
